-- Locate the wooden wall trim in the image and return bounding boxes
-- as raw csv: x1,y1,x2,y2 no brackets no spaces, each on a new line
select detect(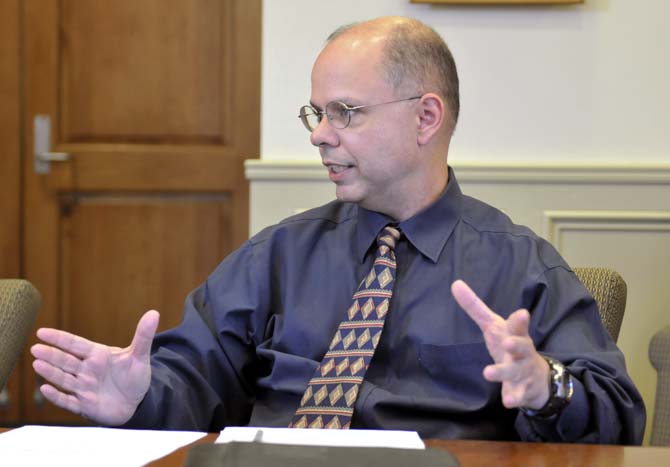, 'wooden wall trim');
245,159,670,185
